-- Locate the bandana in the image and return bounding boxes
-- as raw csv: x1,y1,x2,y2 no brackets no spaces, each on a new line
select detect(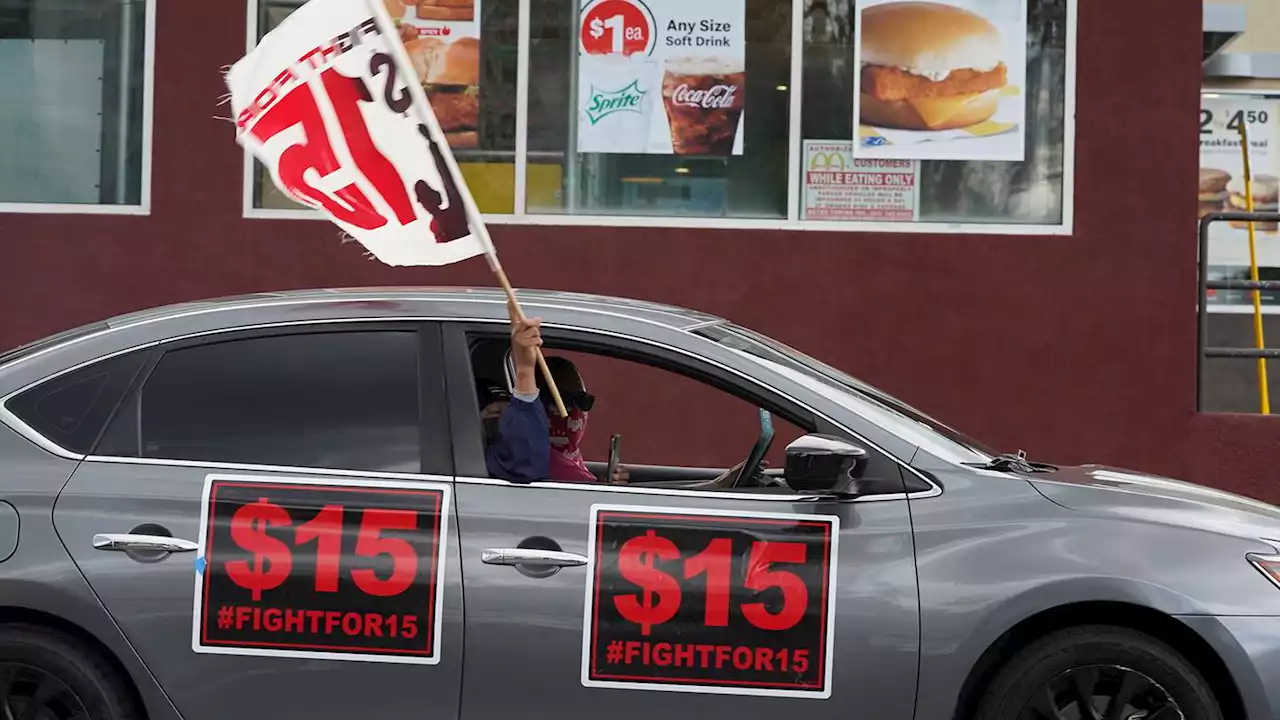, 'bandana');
547,408,596,482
